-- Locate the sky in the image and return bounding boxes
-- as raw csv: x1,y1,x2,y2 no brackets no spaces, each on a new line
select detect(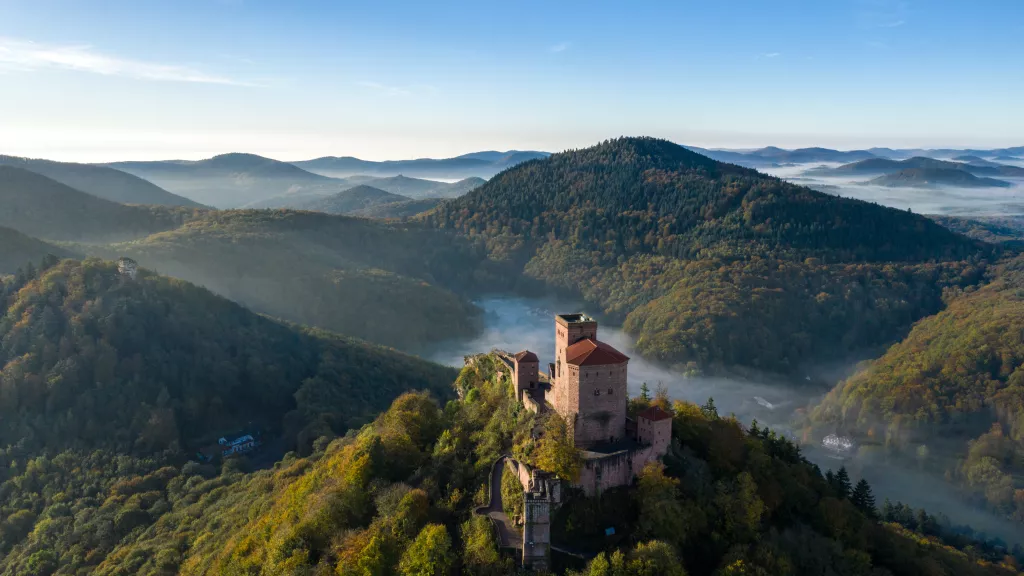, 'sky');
0,0,1022,162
